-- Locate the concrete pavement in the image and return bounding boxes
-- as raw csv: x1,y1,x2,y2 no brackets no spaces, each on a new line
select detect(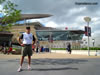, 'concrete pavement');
0,58,100,75
0,53,100,75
